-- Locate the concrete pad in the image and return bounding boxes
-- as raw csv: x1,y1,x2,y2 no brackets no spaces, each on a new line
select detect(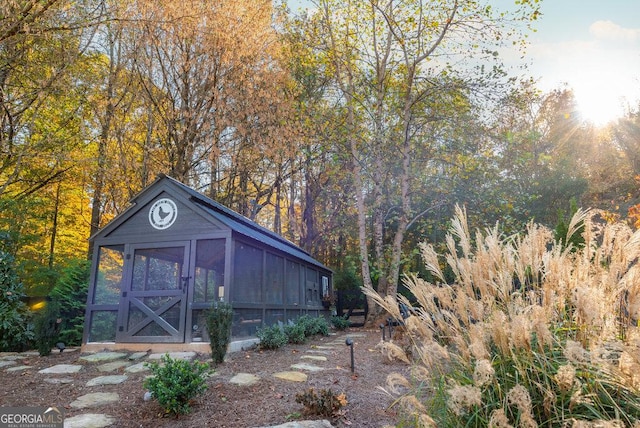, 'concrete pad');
300,355,327,362
39,364,83,374
0,360,17,368
147,351,195,361
97,361,130,372
64,413,115,428
70,392,120,409
290,363,325,372
229,373,260,386
5,365,32,372
79,352,127,363
273,371,308,382
124,362,149,373
86,375,128,386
